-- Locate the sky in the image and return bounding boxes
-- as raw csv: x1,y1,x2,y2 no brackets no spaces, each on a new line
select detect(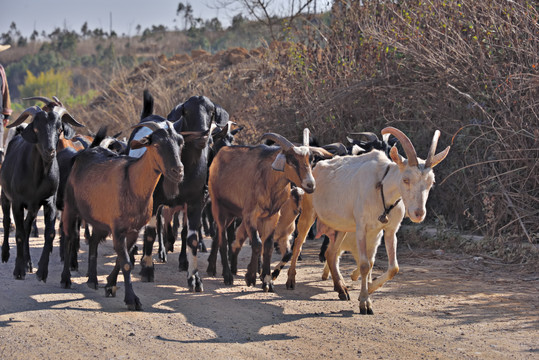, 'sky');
2,0,331,38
